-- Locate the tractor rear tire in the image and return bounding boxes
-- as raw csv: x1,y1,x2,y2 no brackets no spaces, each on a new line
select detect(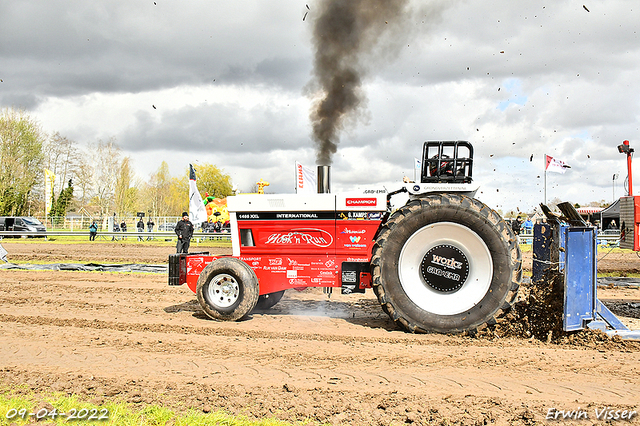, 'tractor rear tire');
371,193,521,334
196,257,259,321
254,290,285,310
